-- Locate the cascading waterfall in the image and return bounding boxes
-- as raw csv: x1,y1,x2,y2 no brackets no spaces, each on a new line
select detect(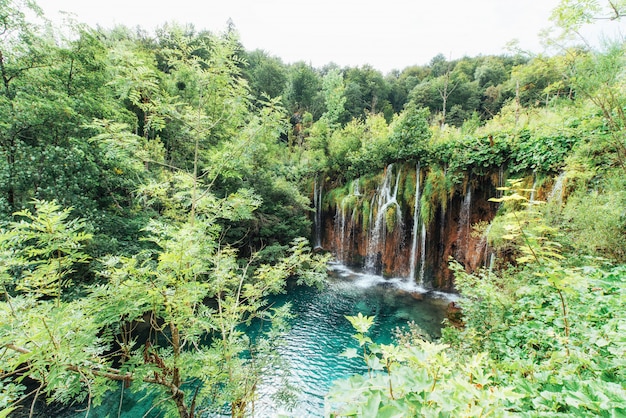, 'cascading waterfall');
439,202,446,255
439,166,447,258
335,179,360,262
365,164,402,272
313,175,323,249
317,163,506,289
335,199,347,261
488,252,496,276
408,164,421,282
549,172,566,204
455,186,472,261
528,172,538,211
419,222,427,285
477,222,493,269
